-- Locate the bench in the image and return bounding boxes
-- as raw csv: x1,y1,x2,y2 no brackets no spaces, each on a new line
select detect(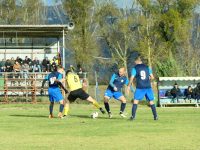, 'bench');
161,103,199,107
160,98,199,107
